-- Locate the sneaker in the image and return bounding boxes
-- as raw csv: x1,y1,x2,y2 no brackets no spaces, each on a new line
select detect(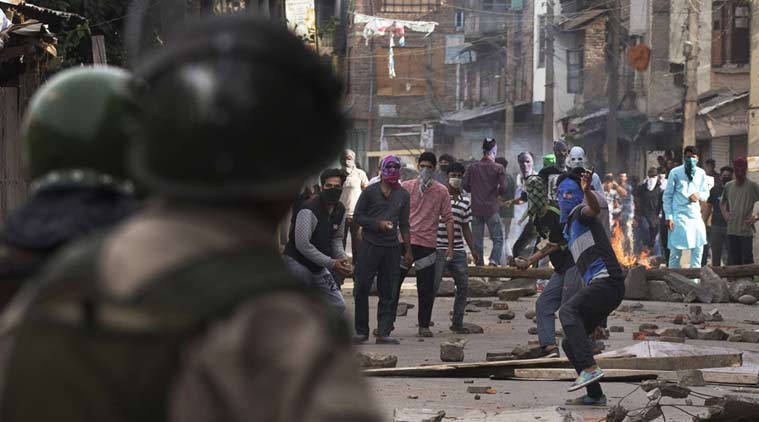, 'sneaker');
375,336,401,345
540,345,560,358
568,368,605,392
418,327,434,337
352,334,369,345
565,394,607,406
